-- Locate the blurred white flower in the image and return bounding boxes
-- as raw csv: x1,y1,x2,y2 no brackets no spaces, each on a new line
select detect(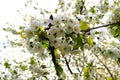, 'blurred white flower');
105,48,120,59
51,14,62,26
32,65,41,74
60,43,73,56
76,14,85,21
50,37,62,48
65,22,73,34
29,18,41,31
72,49,80,55
25,38,44,54
73,24,80,34
24,28,33,39
110,8,120,23
61,13,71,21
57,27,65,37
48,27,58,35
47,34,56,42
